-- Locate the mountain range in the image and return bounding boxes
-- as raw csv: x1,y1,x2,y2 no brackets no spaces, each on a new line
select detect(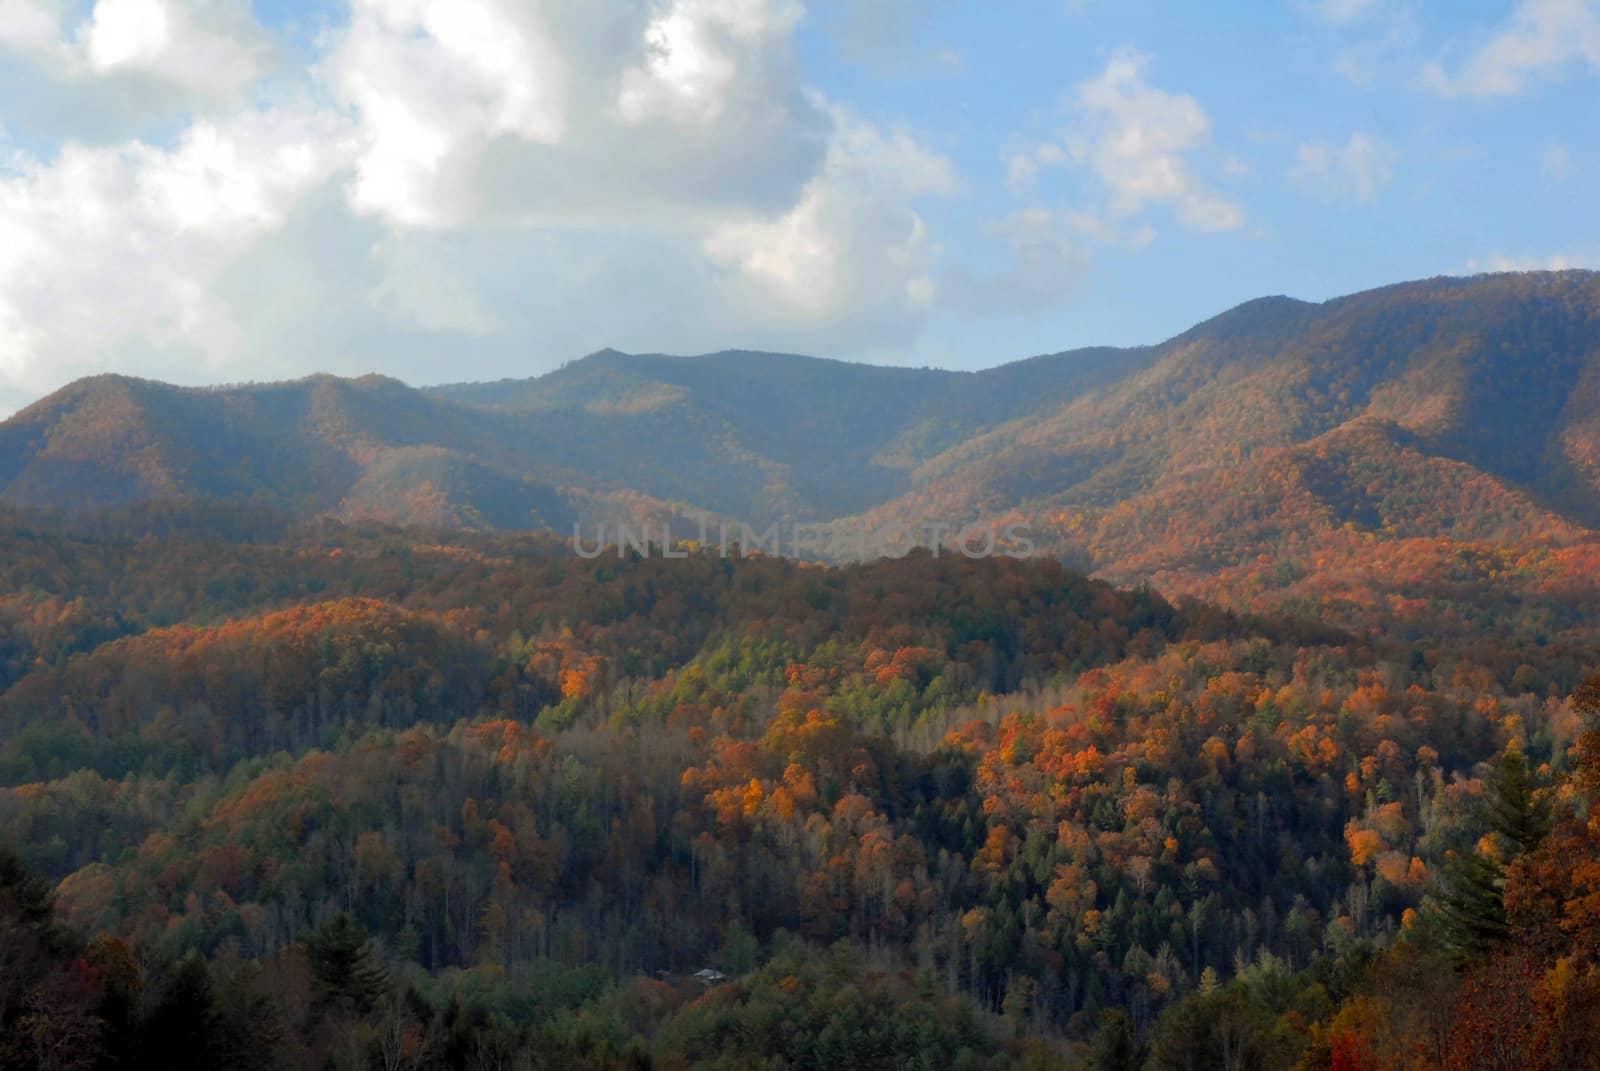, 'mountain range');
4,273,1600,1069
4,270,1599,629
